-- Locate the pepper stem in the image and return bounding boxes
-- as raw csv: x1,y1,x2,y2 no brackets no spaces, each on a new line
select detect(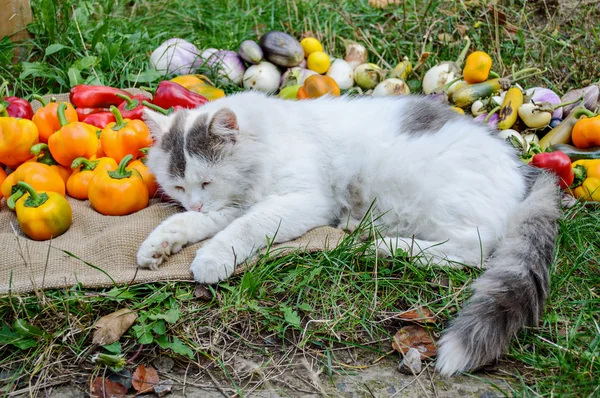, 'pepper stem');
551,96,585,111
107,154,134,180
0,103,8,117
139,147,149,156
510,67,545,83
32,94,48,107
455,36,471,67
110,106,127,131
484,106,501,122
57,102,69,127
572,108,596,119
488,71,500,78
141,100,174,115
30,143,59,166
7,189,24,210
16,181,49,208
571,164,587,188
115,93,139,111
71,157,99,171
